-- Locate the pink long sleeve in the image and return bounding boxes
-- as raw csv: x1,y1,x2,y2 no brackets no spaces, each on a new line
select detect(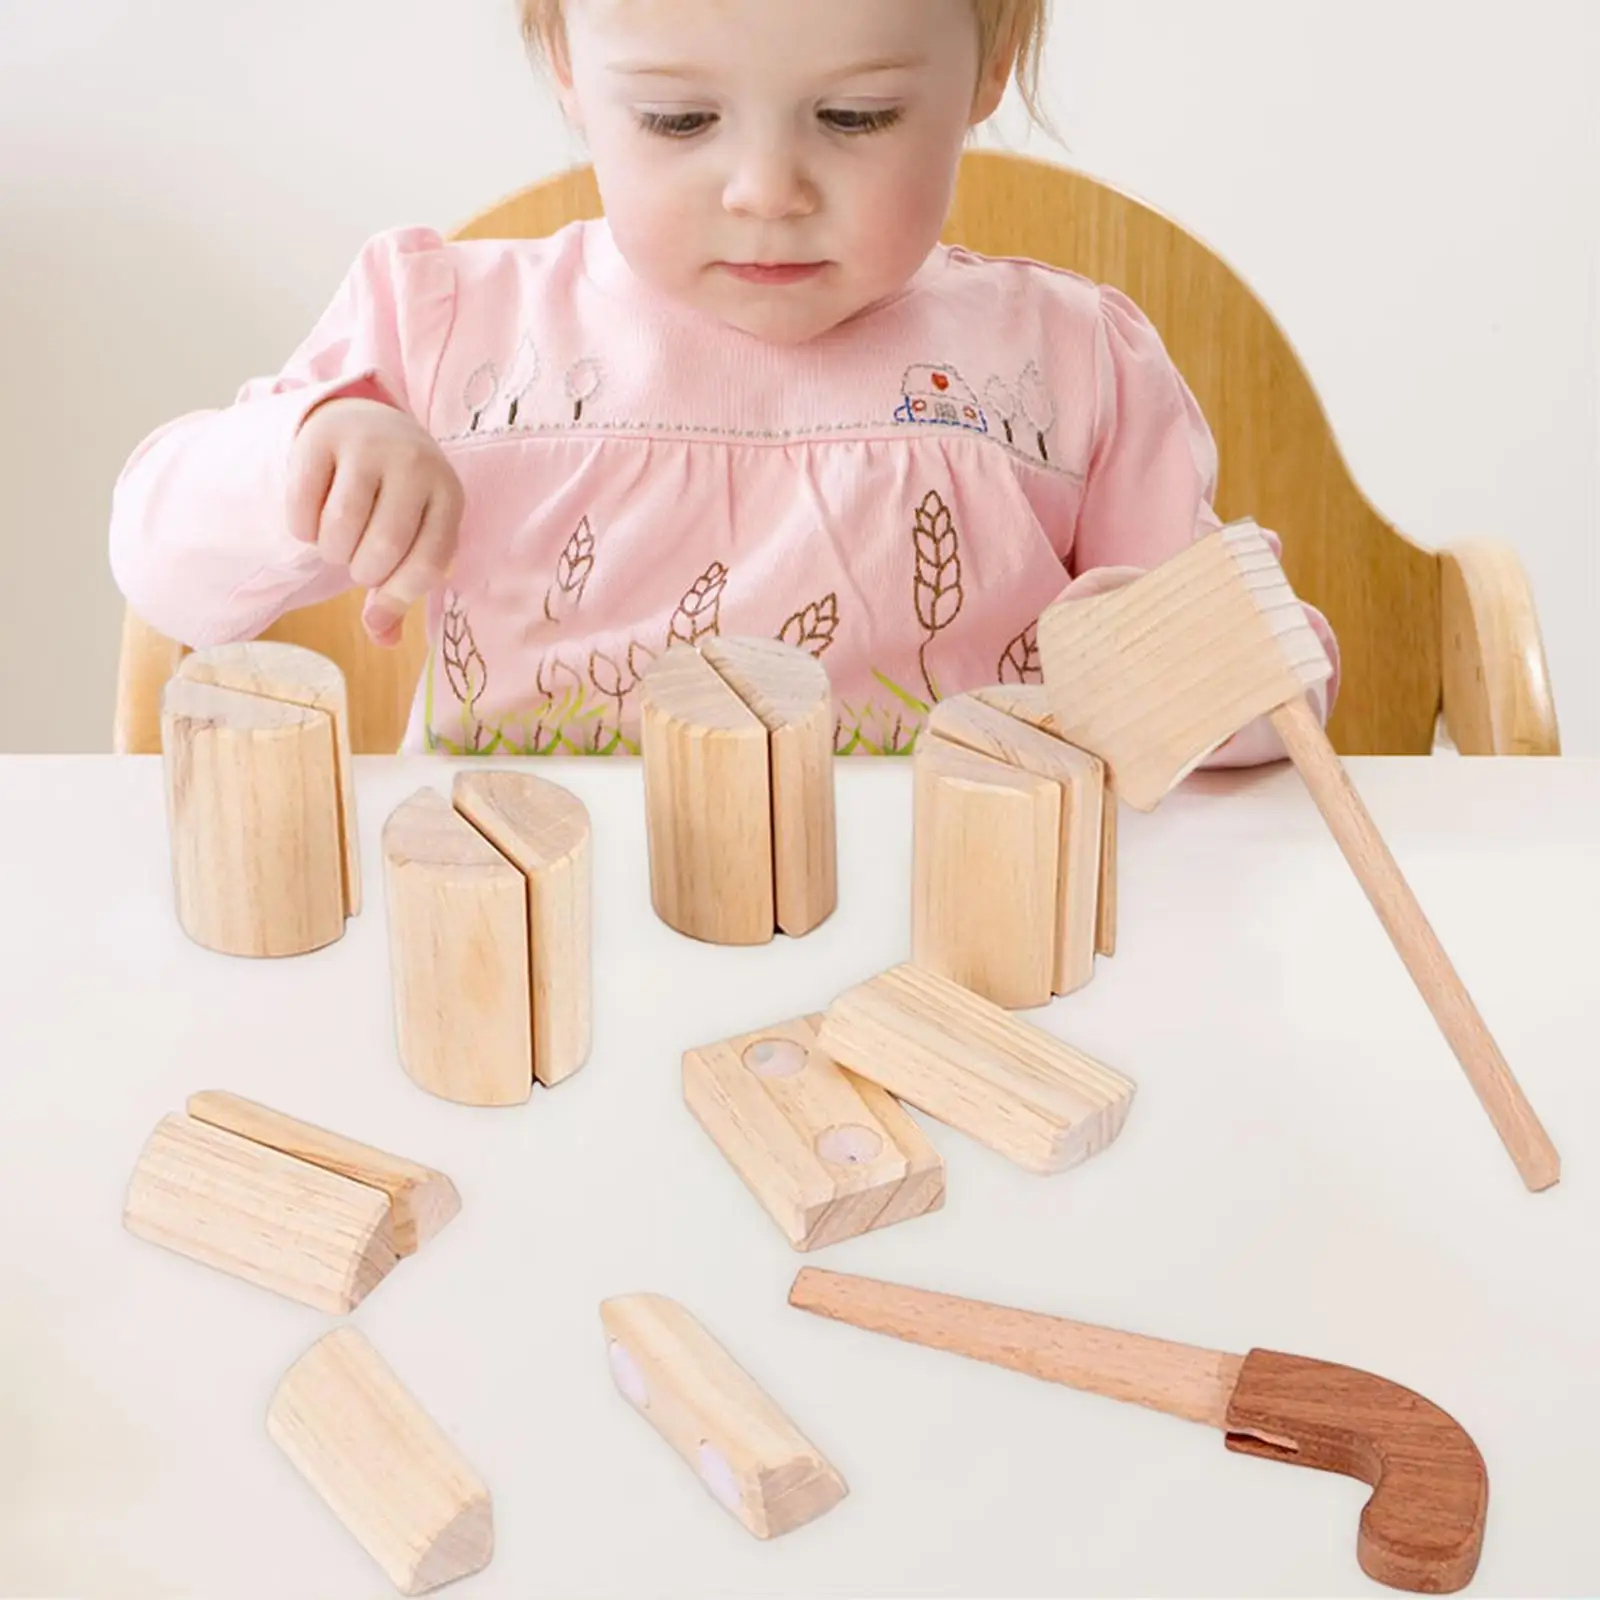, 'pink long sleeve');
1061,285,1341,766
108,227,449,647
